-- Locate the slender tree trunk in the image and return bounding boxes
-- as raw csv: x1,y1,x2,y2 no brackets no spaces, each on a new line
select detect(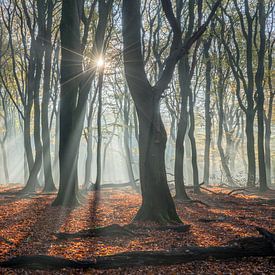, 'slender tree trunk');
240,114,248,176
174,59,189,200
22,37,44,193
257,102,267,192
188,92,200,193
256,0,267,192
217,68,234,186
203,39,212,186
246,111,256,187
24,103,34,177
95,72,104,190
42,0,56,193
84,109,93,189
53,109,60,185
0,142,9,183
123,94,137,190
265,97,274,186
